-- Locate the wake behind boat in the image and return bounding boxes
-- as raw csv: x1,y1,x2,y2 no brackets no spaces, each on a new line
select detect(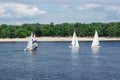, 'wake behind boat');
91,30,100,48
24,32,39,51
69,30,79,48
